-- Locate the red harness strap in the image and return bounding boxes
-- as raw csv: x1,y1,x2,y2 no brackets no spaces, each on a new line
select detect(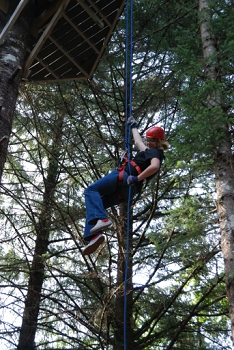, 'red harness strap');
117,158,142,188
